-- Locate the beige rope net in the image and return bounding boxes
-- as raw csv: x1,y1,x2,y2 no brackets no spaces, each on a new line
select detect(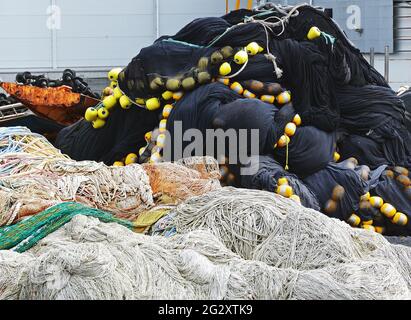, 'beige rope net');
0,214,410,300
